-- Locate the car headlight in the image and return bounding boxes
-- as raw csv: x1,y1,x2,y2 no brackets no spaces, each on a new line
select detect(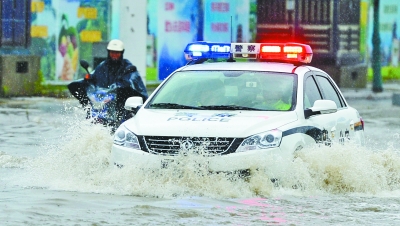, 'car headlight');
236,129,282,152
113,126,141,149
